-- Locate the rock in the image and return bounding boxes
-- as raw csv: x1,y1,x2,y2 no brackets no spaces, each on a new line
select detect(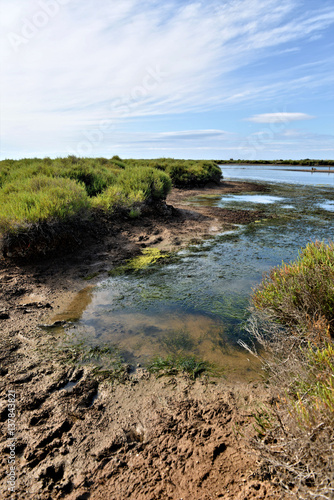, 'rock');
38,320,67,329
0,311,10,320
